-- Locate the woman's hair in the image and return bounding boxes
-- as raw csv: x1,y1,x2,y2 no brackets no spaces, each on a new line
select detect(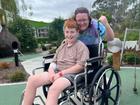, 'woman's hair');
74,7,91,27
74,7,90,16
63,19,79,31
